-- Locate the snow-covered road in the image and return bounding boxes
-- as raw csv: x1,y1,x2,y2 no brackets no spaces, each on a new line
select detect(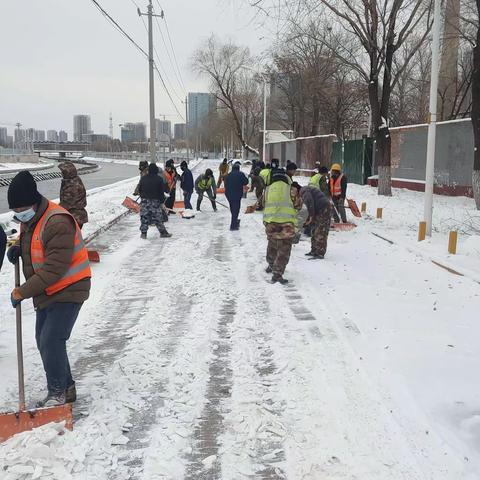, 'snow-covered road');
1,160,479,479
